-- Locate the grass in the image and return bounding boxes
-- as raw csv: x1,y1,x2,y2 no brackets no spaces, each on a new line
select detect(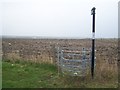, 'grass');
2,60,118,88
2,60,59,88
